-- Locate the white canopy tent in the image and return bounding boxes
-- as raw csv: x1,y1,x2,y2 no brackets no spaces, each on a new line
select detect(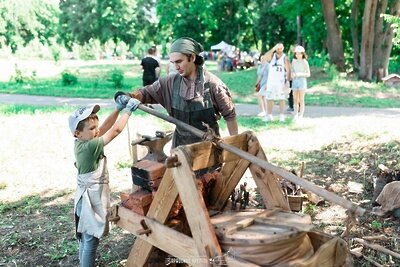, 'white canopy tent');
210,41,234,53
